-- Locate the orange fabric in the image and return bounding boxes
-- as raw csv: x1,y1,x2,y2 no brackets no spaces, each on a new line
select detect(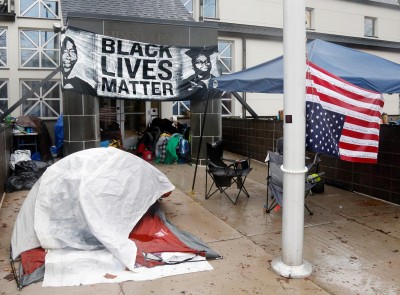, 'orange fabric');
129,212,202,267
20,247,46,275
